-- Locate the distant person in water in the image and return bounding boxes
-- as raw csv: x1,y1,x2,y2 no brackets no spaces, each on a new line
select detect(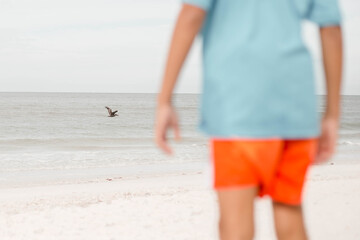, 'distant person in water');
105,106,118,117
